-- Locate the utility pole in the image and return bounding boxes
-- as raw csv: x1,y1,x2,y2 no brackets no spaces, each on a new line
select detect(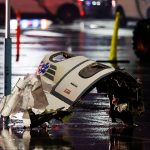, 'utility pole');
4,0,12,96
